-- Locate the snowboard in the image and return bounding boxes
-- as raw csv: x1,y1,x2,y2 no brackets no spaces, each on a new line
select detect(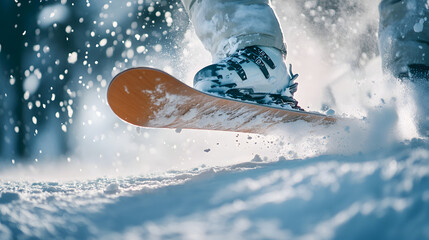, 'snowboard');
107,67,336,134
